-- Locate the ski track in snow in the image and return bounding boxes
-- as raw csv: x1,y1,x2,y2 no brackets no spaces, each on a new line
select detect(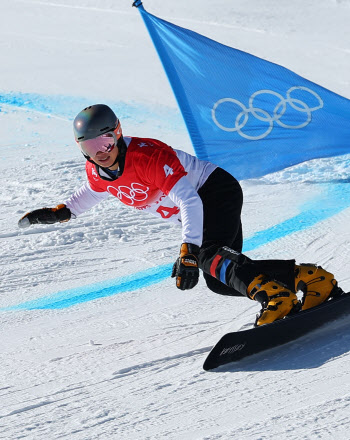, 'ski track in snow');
2,317,350,440
1,0,350,439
